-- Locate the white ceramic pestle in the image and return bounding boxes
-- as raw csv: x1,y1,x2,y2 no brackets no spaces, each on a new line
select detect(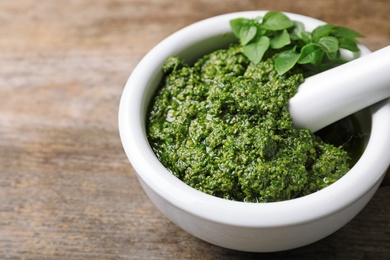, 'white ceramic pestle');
289,45,390,132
